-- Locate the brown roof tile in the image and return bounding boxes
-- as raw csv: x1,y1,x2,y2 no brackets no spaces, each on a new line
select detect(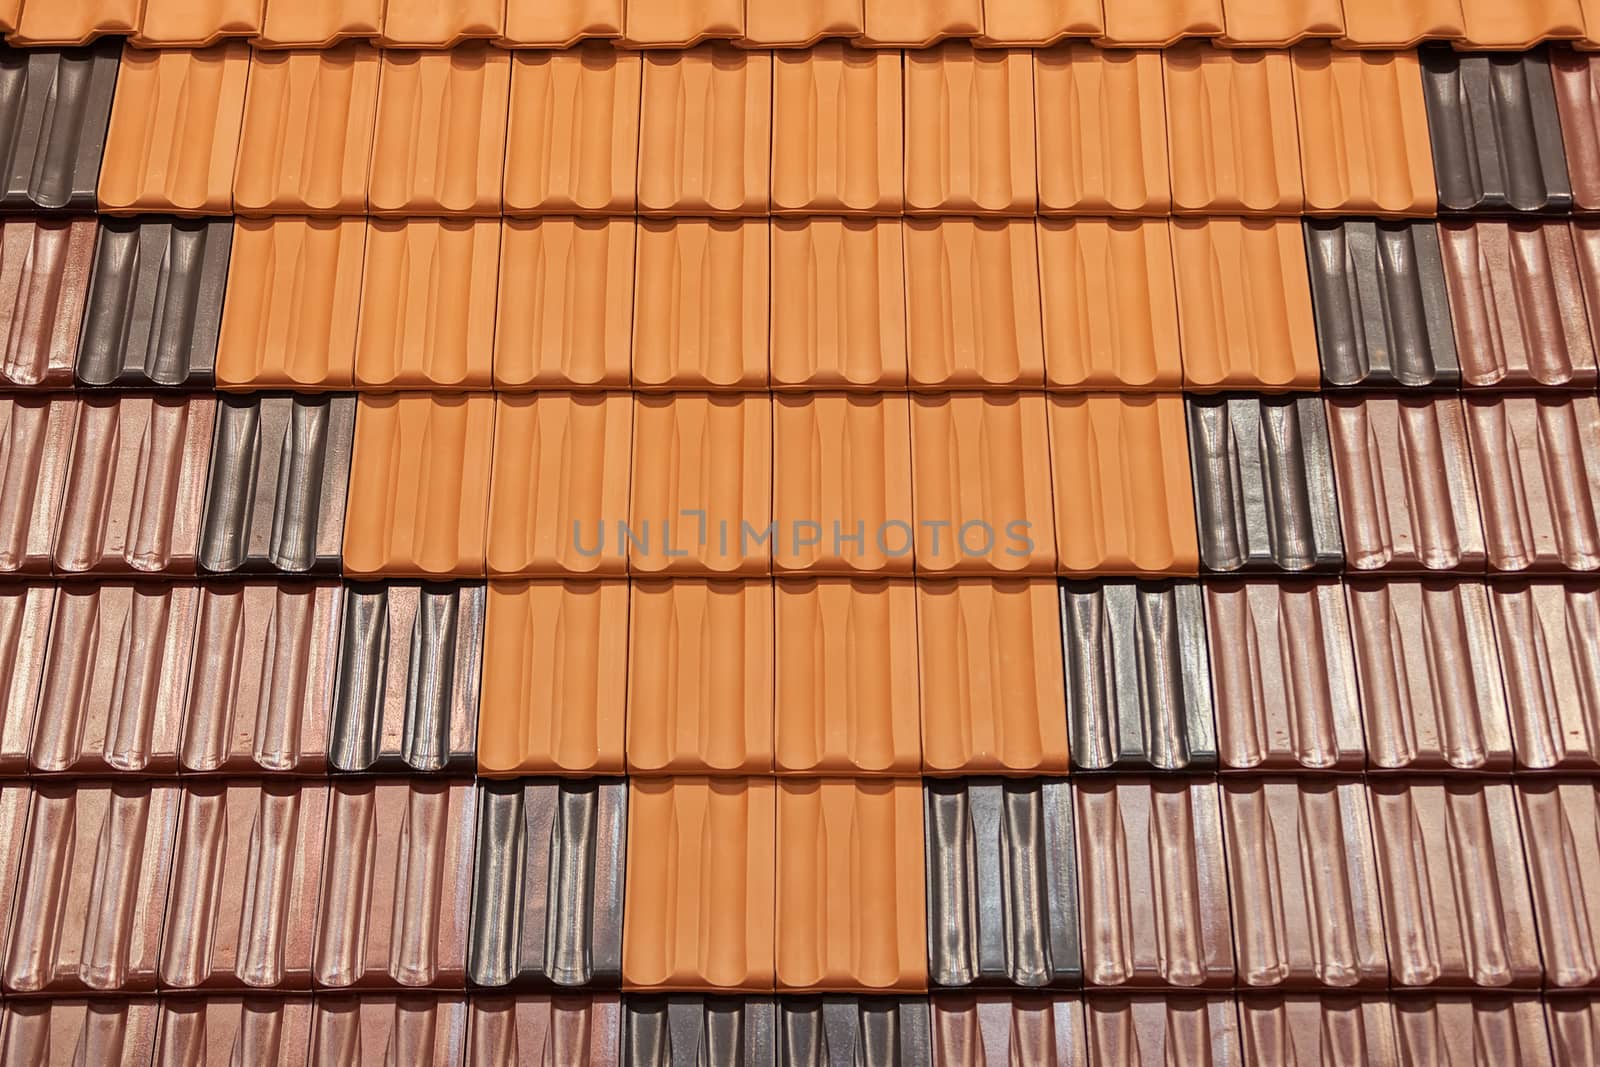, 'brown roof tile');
500,0,622,46
476,579,628,775
979,0,1104,45
1567,221,1600,369
627,579,773,775
0,782,24,971
0,998,160,1067
1490,581,1600,770
467,994,621,1066
904,43,1036,215
10,0,142,46
770,218,906,390
1336,0,1464,48
1084,996,1240,1065
132,0,263,47
503,47,639,216
1237,995,1399,1065
1034,45,1170,215
858,0,982,46
0,394,75,576
771,44,902,215
1098,0,1224,46
624,0,743,46
1516,779,1600,988
743,0,863,46
153,997,314,1066
929,995,1087,1065
380,0,503,46
1221,0,1343,45
1554,50,1600,211
1396,997,1553,1066
632,219,768,389
341,392,496,578
0,586,52,773
1164,45,1302,215
1456,0,1585,47
307,996,468,1065
0,218,95,390
255,0,383,47
637,45,770,215
1548,996,1600,1065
